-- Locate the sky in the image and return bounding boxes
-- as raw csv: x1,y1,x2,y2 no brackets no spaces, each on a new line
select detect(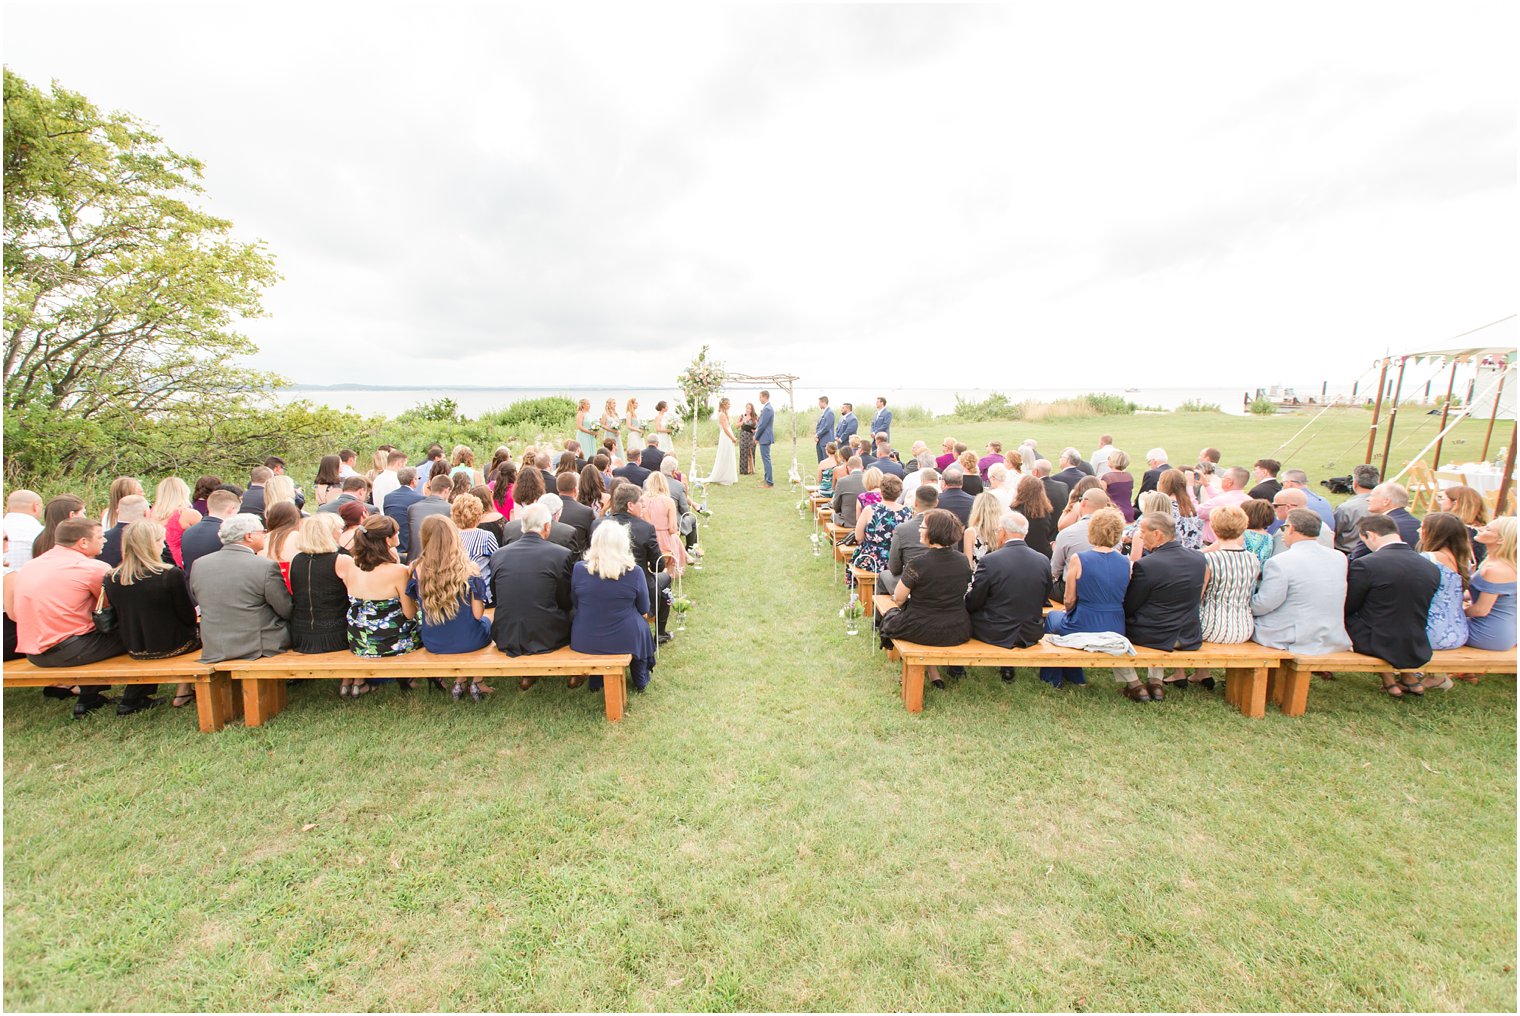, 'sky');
4,1,1515,391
